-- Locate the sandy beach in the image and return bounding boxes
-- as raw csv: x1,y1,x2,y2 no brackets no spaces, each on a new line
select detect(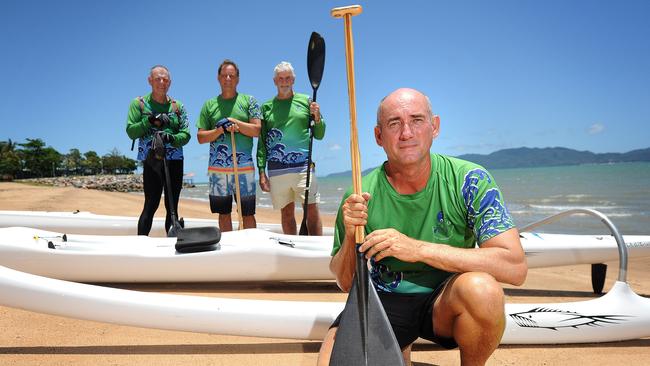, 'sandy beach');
0,181,648,365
